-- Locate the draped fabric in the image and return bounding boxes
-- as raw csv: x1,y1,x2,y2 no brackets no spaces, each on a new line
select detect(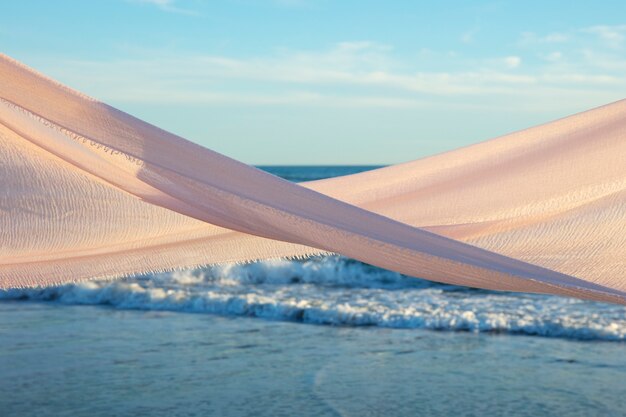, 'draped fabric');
1,54,625,304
